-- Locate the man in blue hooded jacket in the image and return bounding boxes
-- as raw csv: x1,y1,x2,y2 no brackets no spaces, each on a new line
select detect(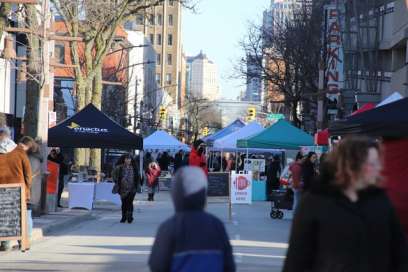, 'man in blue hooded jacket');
149,166,236,272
